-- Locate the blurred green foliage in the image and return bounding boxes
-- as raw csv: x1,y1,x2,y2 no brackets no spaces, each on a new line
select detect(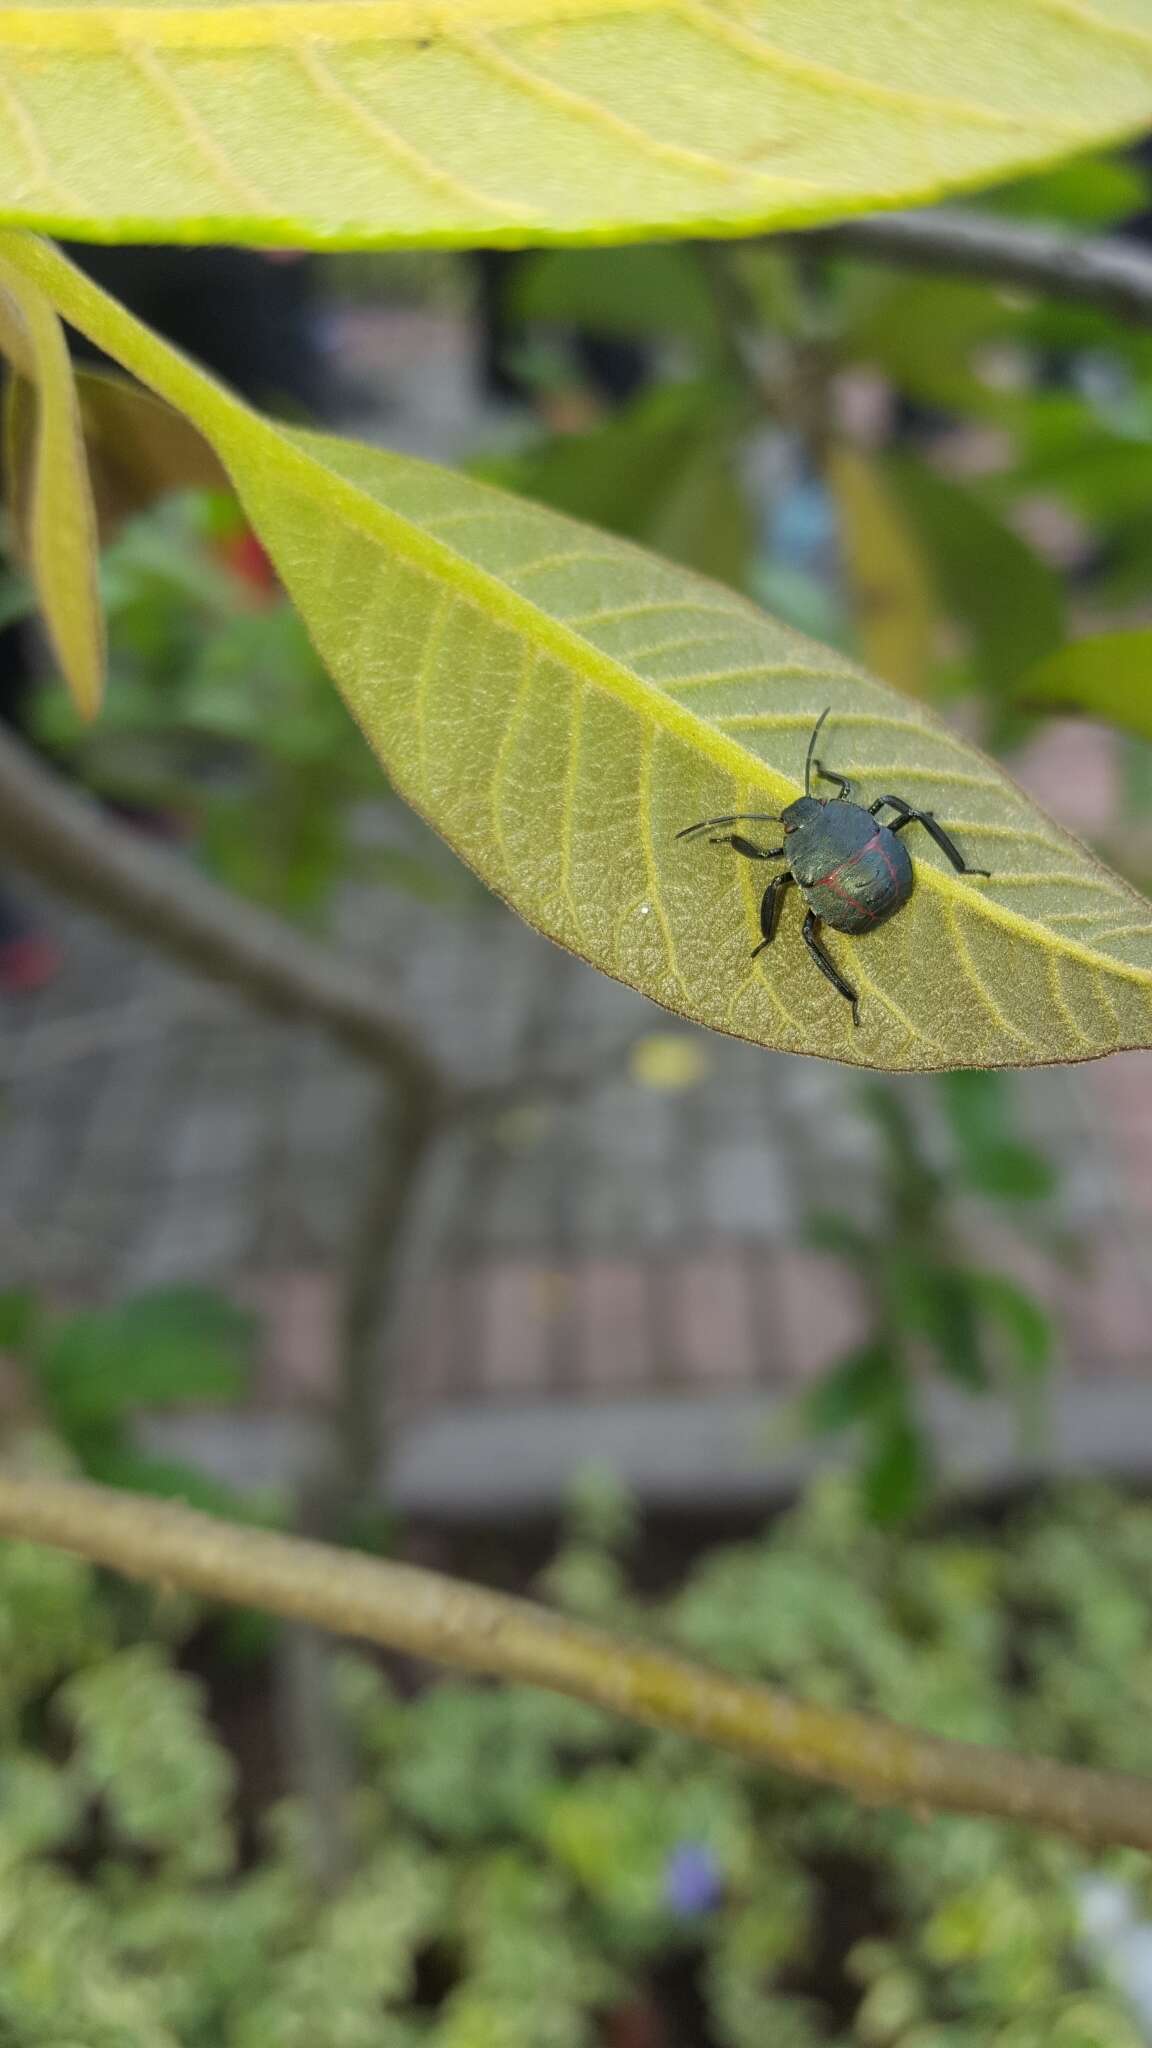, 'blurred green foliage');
32,494,474,920
801,1076,1056,1522
0,1283,255,1511
4,1473,1152,2044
